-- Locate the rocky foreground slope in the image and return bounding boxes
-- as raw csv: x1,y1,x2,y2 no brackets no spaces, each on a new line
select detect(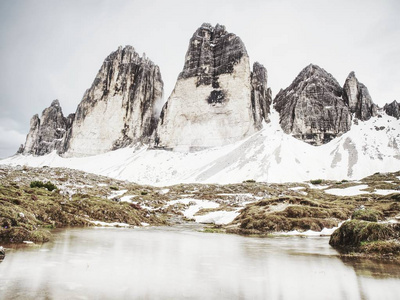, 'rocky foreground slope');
1,165,399,259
